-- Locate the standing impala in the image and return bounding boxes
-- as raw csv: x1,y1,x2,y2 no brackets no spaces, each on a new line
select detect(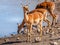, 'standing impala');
17,7,51,34
35,1,57,26
21,6,44,41
17,5,52,41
